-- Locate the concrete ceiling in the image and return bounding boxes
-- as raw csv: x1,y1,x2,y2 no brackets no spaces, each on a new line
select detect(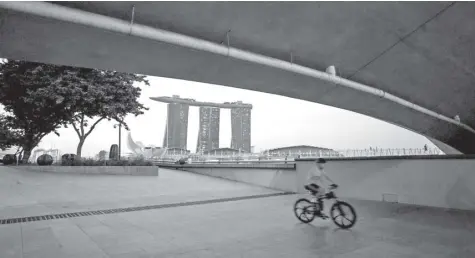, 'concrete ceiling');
1,2,475,153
